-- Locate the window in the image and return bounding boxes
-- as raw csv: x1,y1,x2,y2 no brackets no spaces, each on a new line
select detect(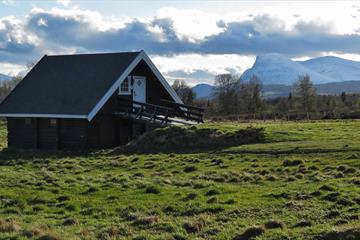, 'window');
119,76,131,95
25,118,31,125
50,119,57,126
